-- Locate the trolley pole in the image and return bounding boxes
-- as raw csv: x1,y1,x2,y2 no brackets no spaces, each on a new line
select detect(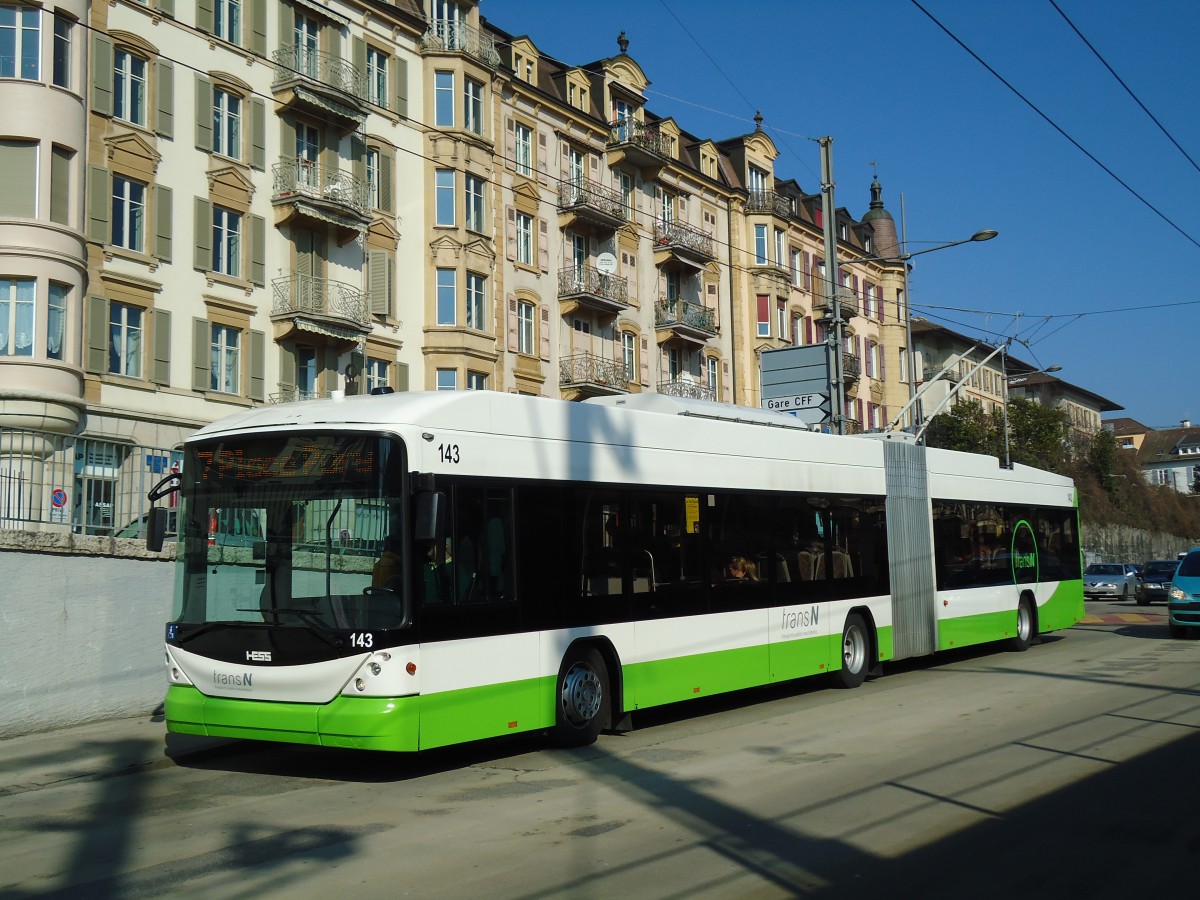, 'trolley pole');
819,138,845,435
